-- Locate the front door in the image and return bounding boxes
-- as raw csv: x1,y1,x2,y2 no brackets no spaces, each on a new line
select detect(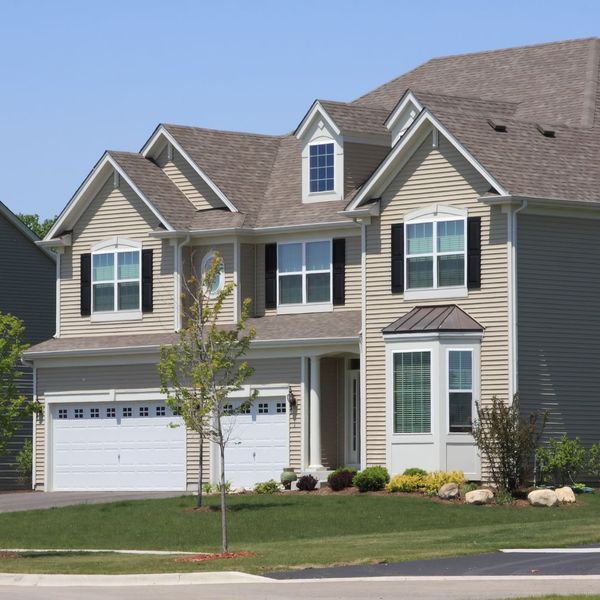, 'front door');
346,370,361,467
